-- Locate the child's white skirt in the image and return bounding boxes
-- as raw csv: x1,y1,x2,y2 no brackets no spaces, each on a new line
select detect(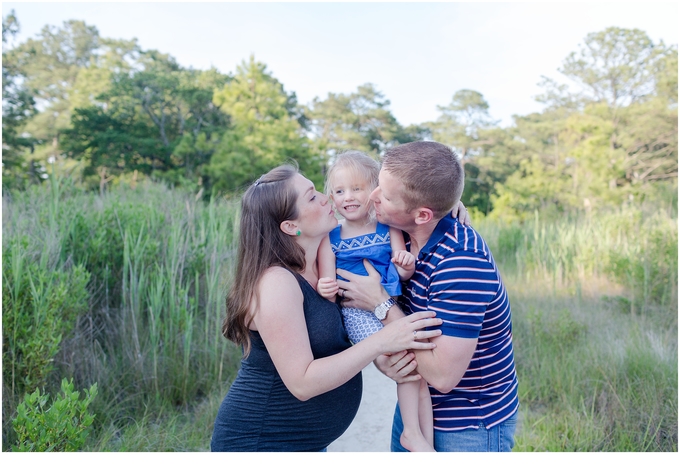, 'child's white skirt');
341,307,383,344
